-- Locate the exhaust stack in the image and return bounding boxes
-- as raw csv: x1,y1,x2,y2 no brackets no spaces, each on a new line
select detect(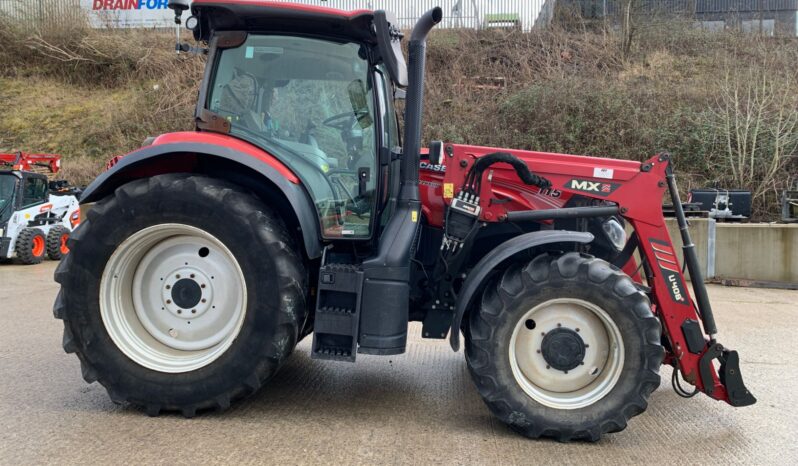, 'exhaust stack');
400,7,443,202
358,8,442,356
